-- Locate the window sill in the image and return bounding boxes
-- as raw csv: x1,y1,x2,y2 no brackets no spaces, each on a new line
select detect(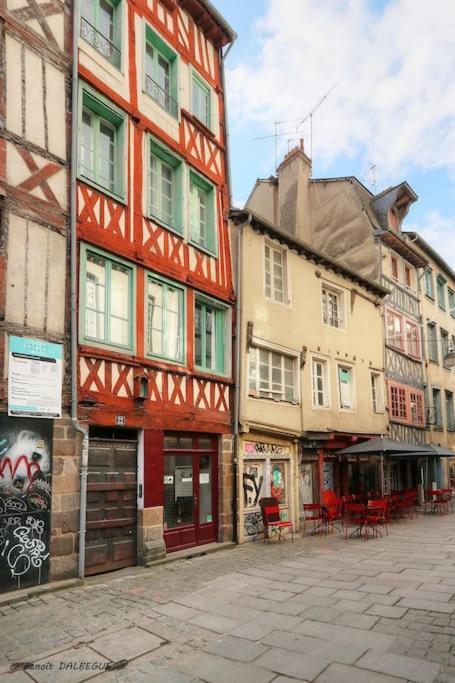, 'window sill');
79,338,135,356
148,213,184,239
189,238,218,259
425,294,435,302
248,393,299,406
182,109,216,141
429,359,440,366
265,295,292,308
78,174,126,205
323,321,346,332
386,344,422,363
195,365,228,381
